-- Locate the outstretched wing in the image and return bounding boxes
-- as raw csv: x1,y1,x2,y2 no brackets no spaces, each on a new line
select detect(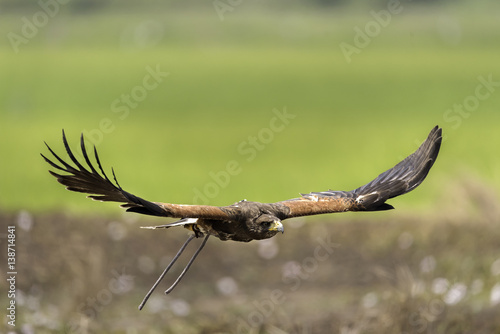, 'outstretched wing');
278,126,442,218
41,130,236,220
